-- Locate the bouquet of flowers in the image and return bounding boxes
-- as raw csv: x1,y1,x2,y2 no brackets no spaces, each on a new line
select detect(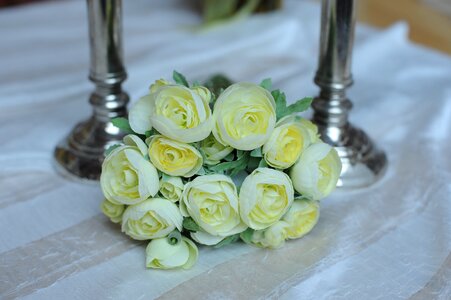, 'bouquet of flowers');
100,71,341,270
